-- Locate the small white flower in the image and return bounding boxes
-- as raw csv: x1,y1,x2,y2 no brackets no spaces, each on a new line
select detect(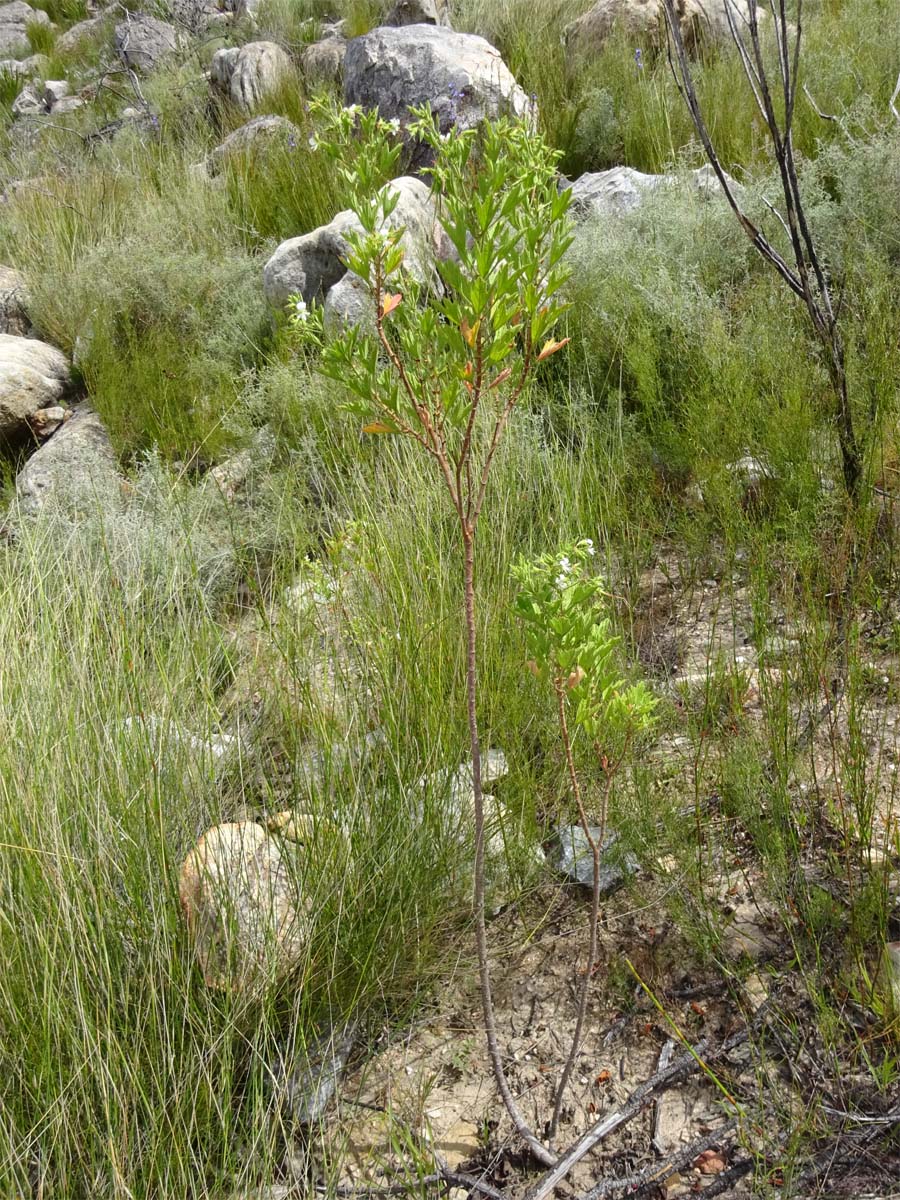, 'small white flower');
555,573,568,590
294,298,309,321
387,117,401,132
308,134,319,150
584,538,595,556
559,556,571,574
343,104,362,116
